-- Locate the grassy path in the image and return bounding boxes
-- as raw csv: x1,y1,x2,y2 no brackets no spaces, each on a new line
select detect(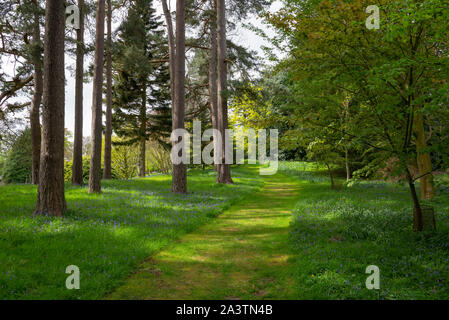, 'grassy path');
107,171,300,299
